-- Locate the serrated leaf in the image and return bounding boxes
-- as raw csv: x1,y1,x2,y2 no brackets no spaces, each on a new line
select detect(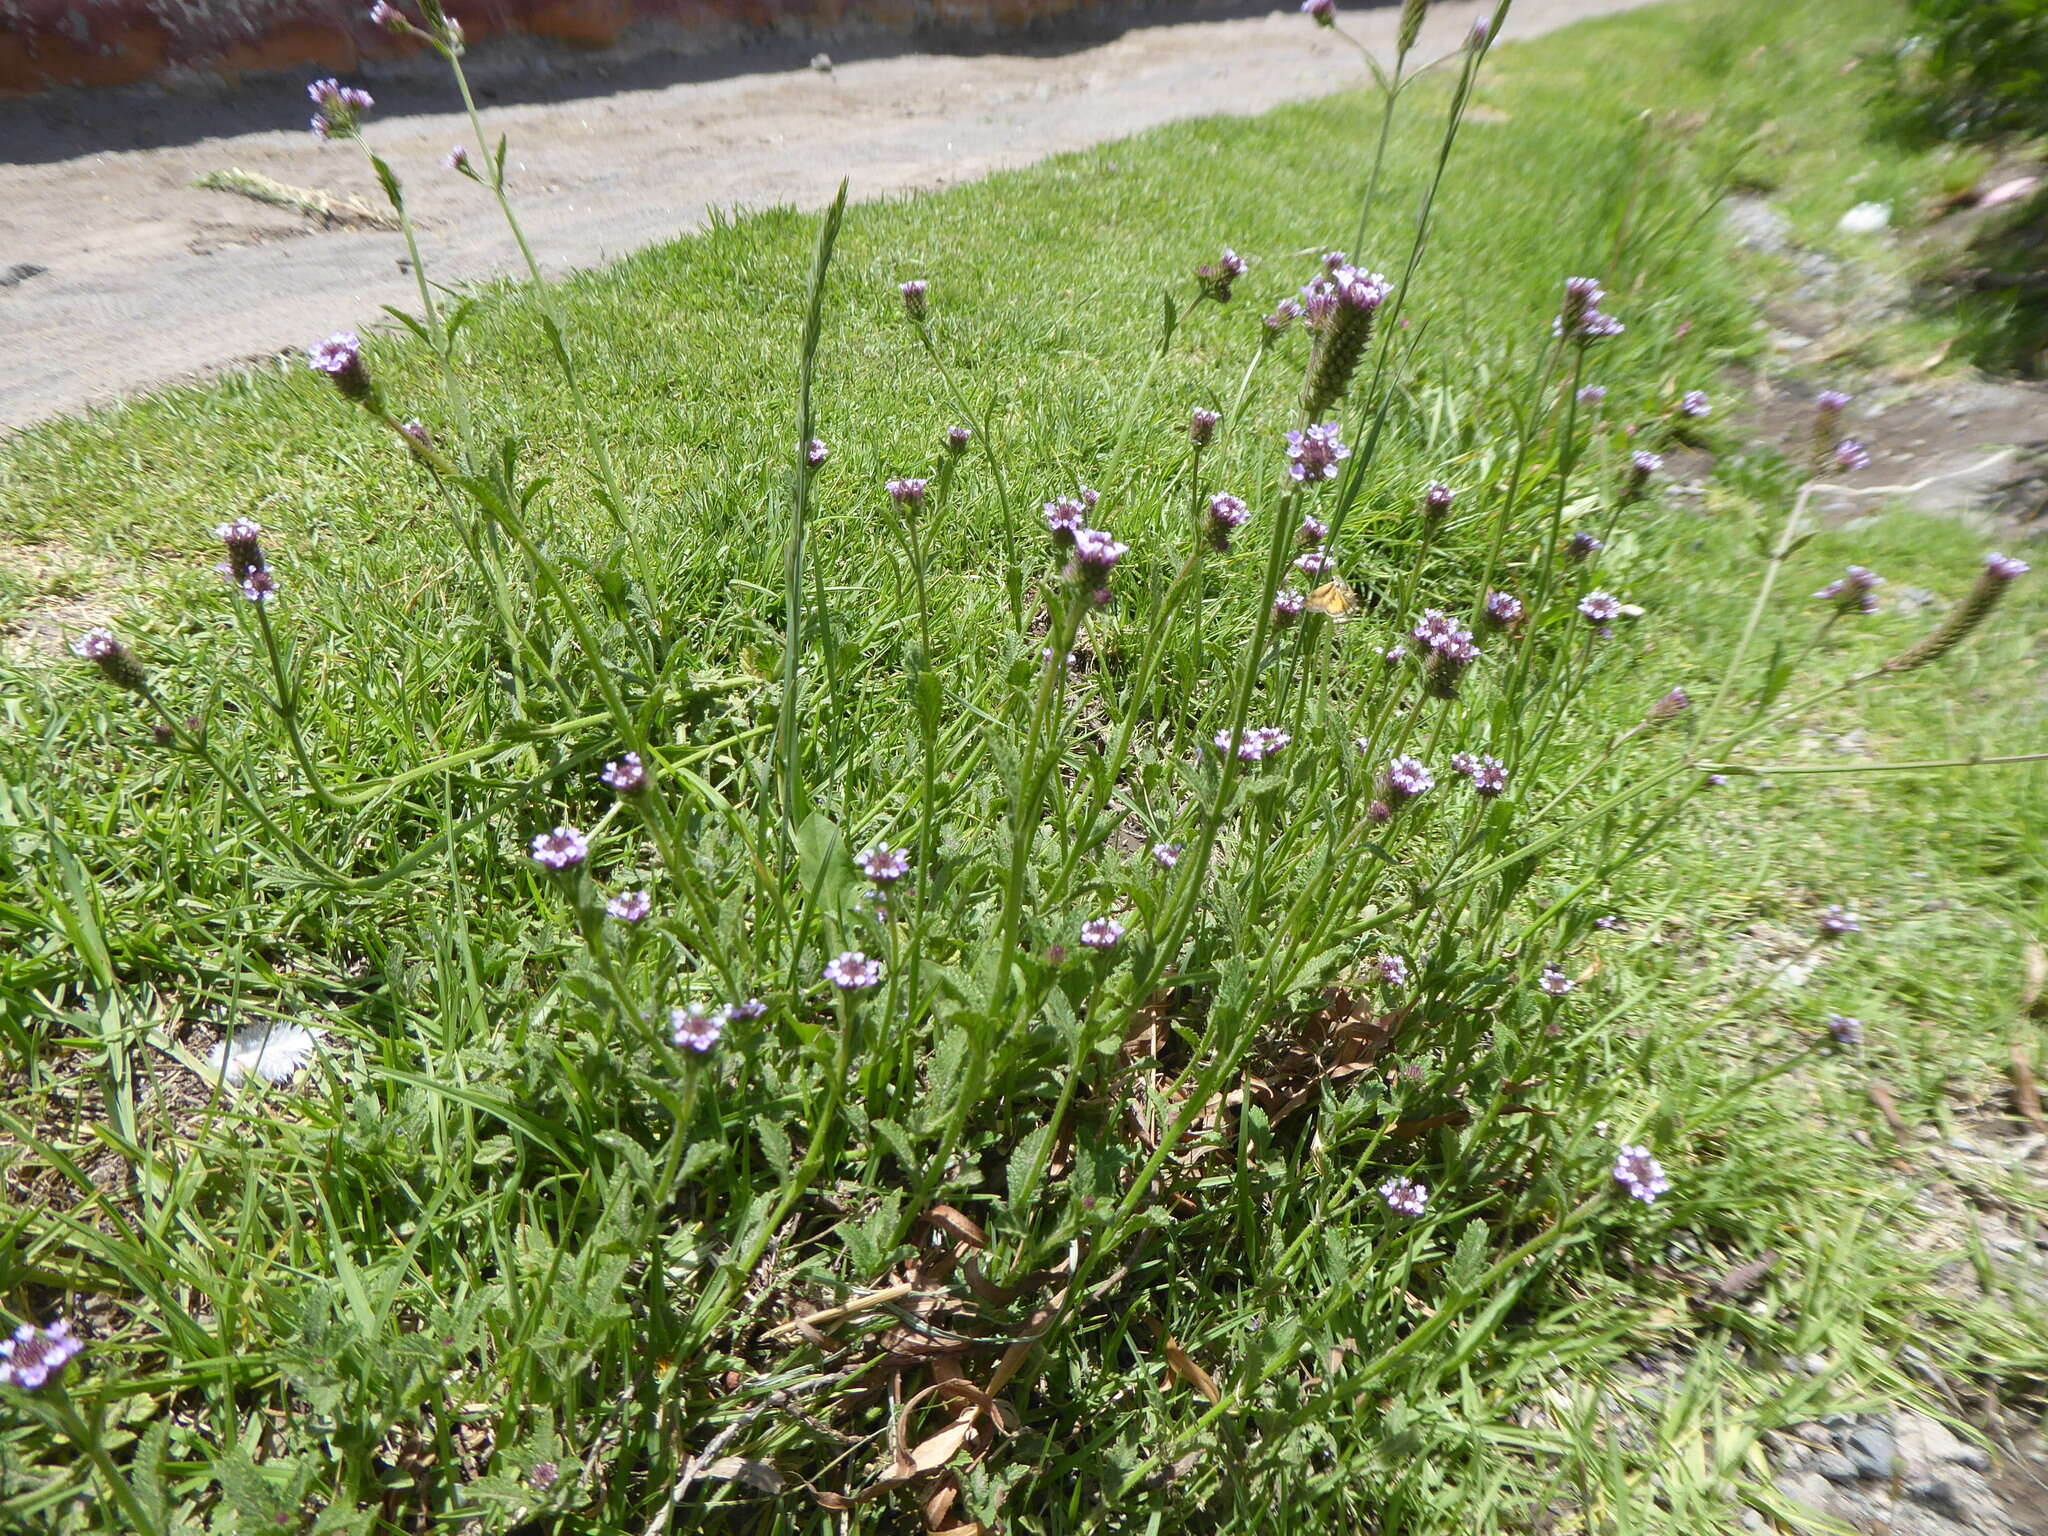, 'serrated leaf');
1450,1219,1489,1291
1007,1123,1055,1212
756,1117,793,1179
